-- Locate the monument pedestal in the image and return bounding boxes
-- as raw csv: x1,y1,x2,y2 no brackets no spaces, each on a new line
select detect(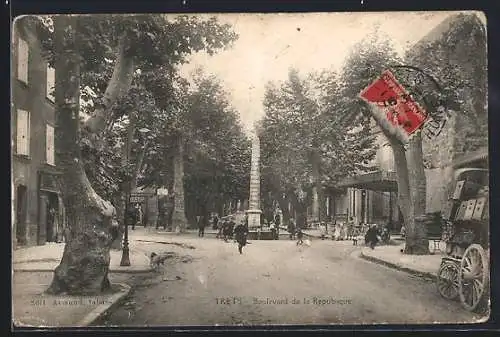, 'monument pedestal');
247,209,262,229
